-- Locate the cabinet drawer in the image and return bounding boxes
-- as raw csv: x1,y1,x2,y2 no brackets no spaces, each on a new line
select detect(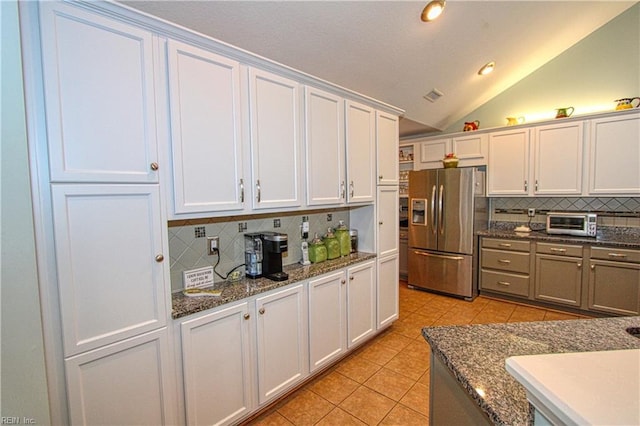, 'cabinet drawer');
590,246,640,263
536,242,583,257
482,238,530,252
481,248,530,274
481,270,529,297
